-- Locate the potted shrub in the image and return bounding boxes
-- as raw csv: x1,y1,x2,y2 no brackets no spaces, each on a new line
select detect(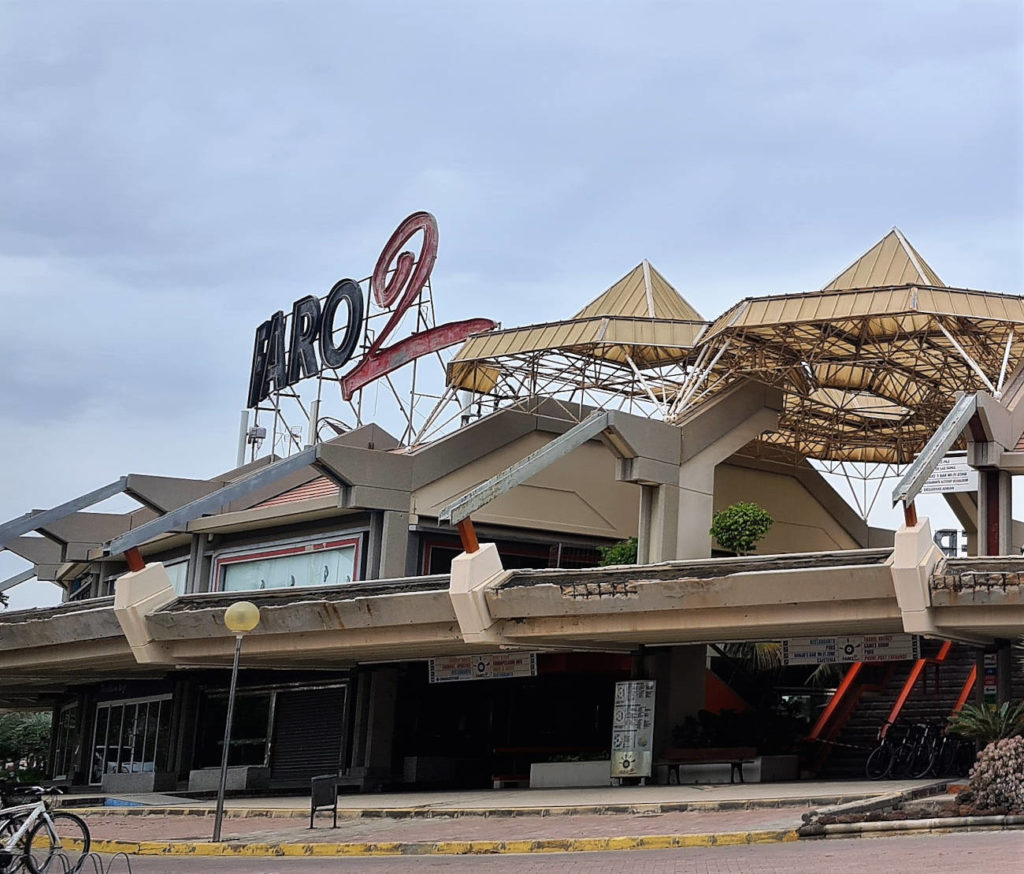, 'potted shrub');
709,503,772,556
